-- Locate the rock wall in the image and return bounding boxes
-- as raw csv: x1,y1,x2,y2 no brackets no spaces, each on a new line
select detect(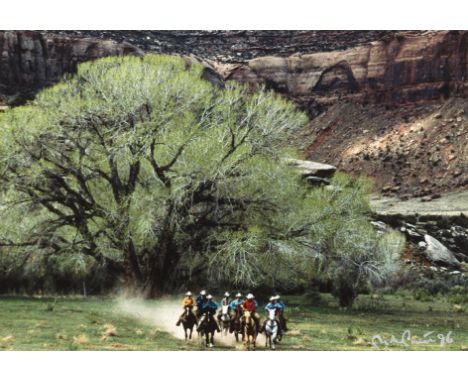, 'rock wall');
219,31,468,111
2,30,467,110
0,31,142,101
